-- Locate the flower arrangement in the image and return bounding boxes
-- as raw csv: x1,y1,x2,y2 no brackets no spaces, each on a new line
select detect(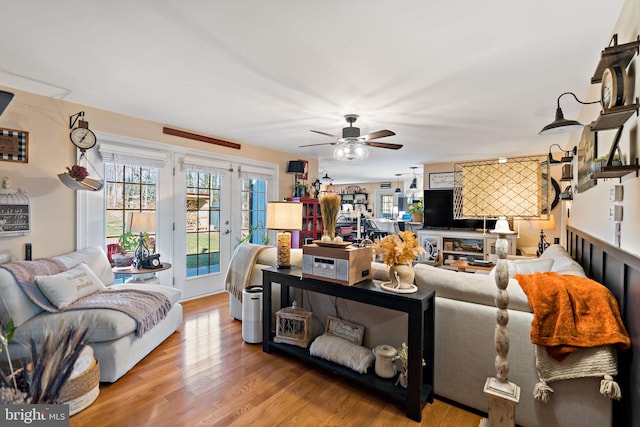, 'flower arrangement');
67,165,89,181
373,231,425,267
319,193,341,240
